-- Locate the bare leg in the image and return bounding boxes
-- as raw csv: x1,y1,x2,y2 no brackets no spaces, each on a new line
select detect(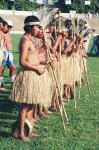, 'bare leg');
55,95,59,109
18,104,29,142
26,104,37,123
7,65,16,83
50,93,57,111
64,84,69,99
43,107,48,114
38,104,46,117
70,85,74,99
33,105,37,121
